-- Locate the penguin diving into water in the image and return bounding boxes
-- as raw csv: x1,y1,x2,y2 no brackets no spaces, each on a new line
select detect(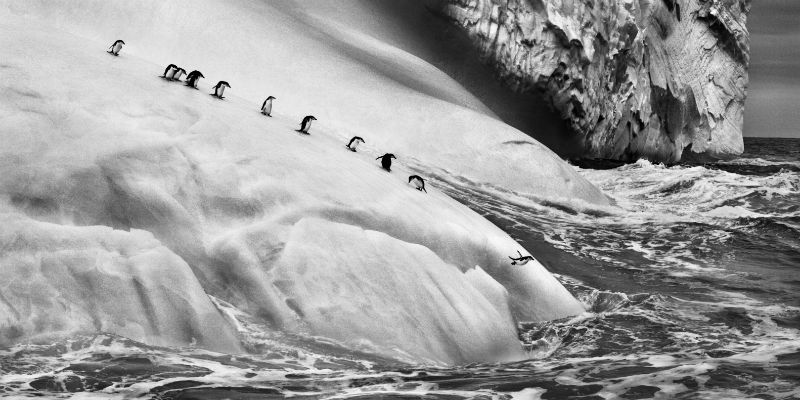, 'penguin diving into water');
376,153,396,171
346,136,365,152
161,64,178,79
211,81,230,99
509,251,535,265
297,116,316,134
408,175,427,193
261,96,276,116
185,70,204,89
107,40,125,56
